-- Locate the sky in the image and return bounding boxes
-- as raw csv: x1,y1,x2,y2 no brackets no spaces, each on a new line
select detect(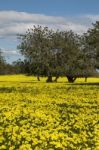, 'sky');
0,0,99,63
